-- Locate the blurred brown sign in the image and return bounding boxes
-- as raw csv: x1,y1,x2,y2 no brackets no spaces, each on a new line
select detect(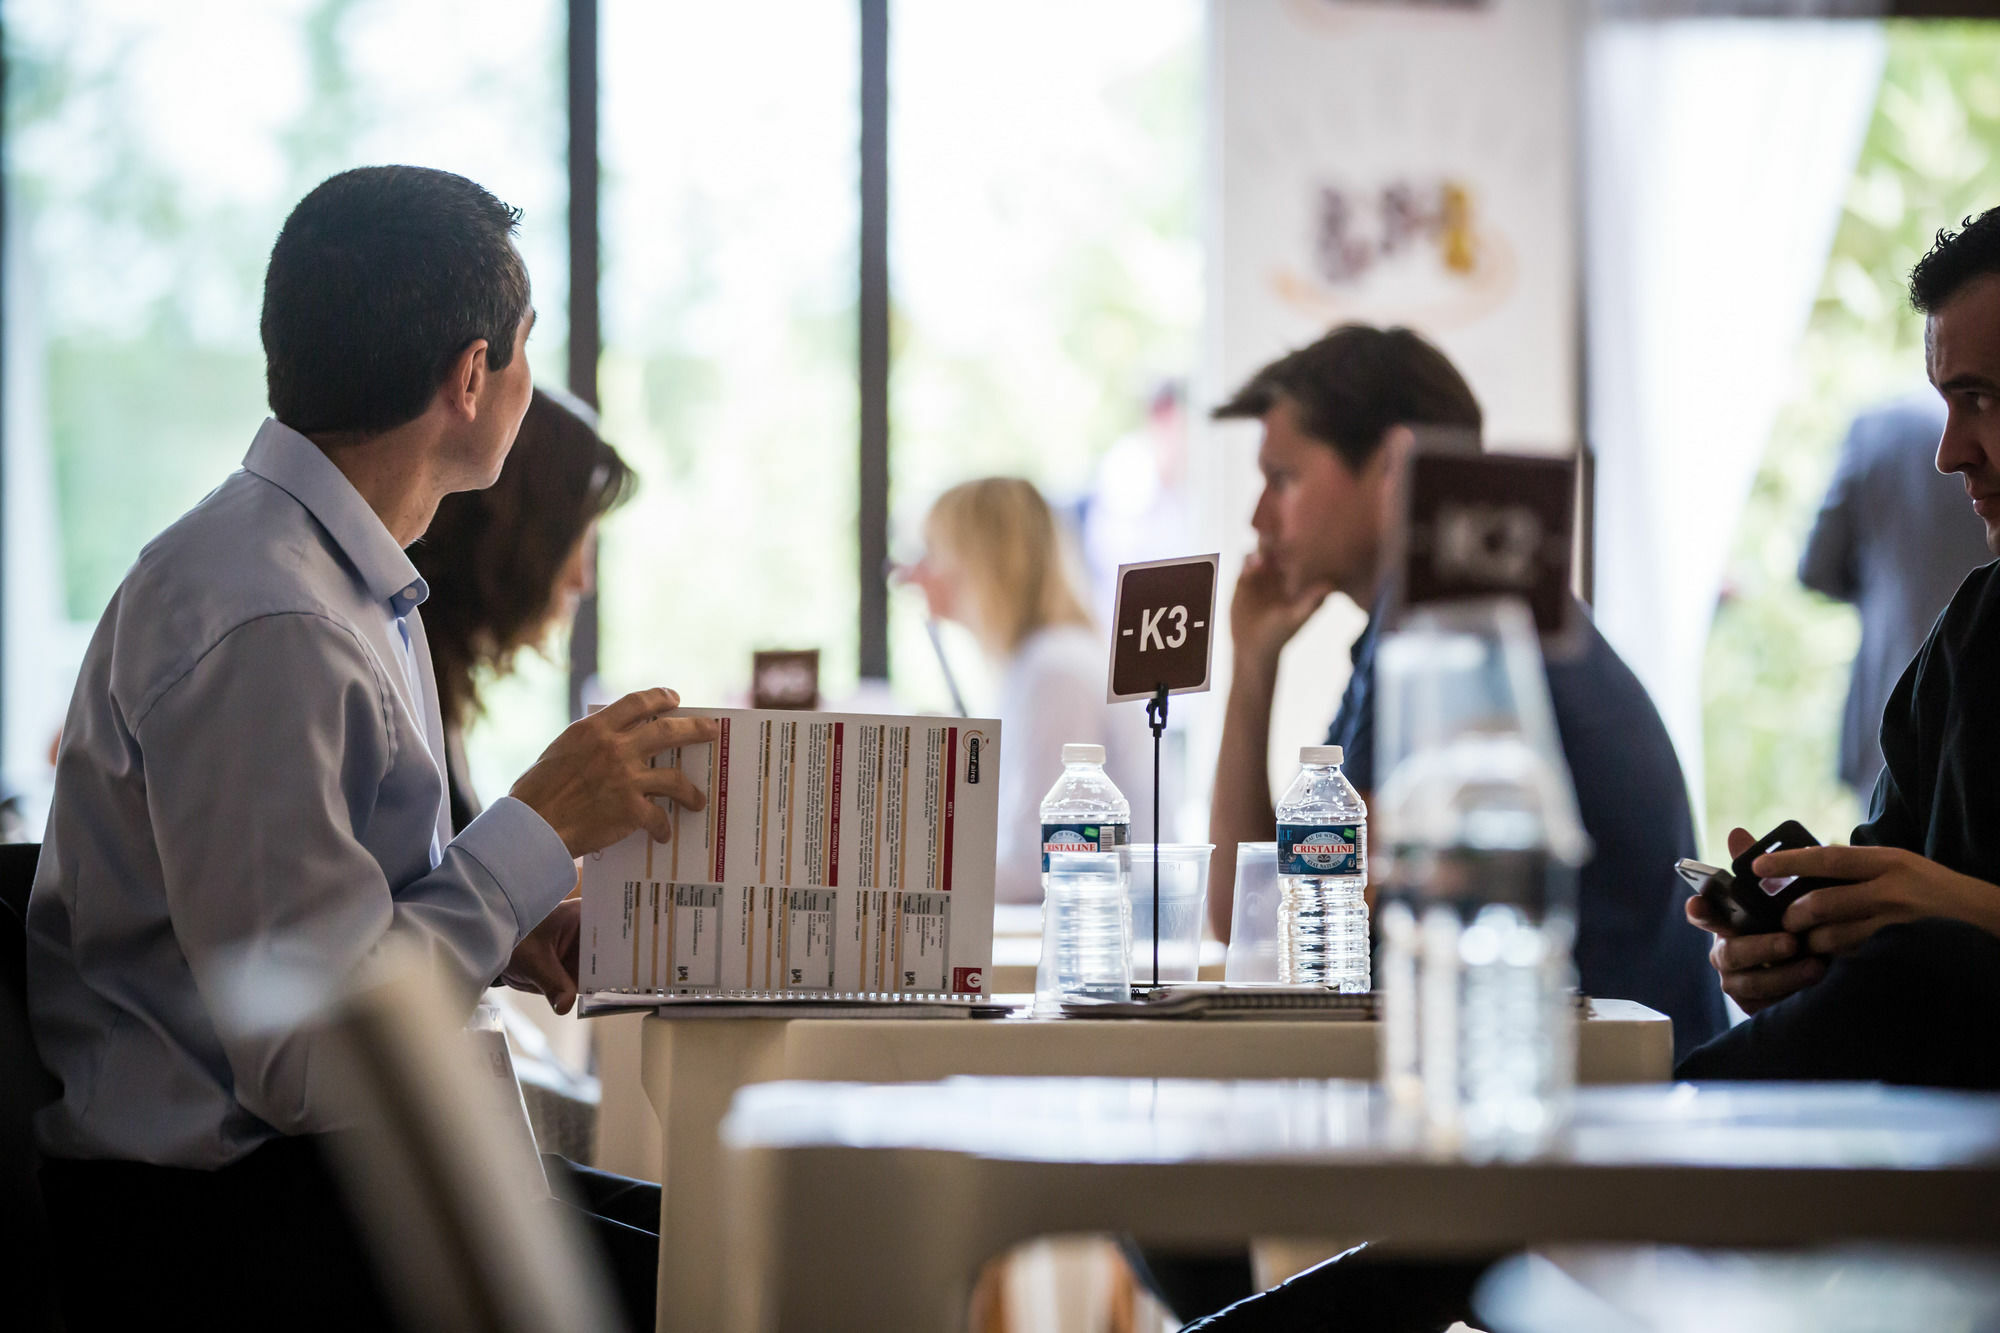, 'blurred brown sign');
1393,447,1577,644
1107,554,1220,703
751,650,820,711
